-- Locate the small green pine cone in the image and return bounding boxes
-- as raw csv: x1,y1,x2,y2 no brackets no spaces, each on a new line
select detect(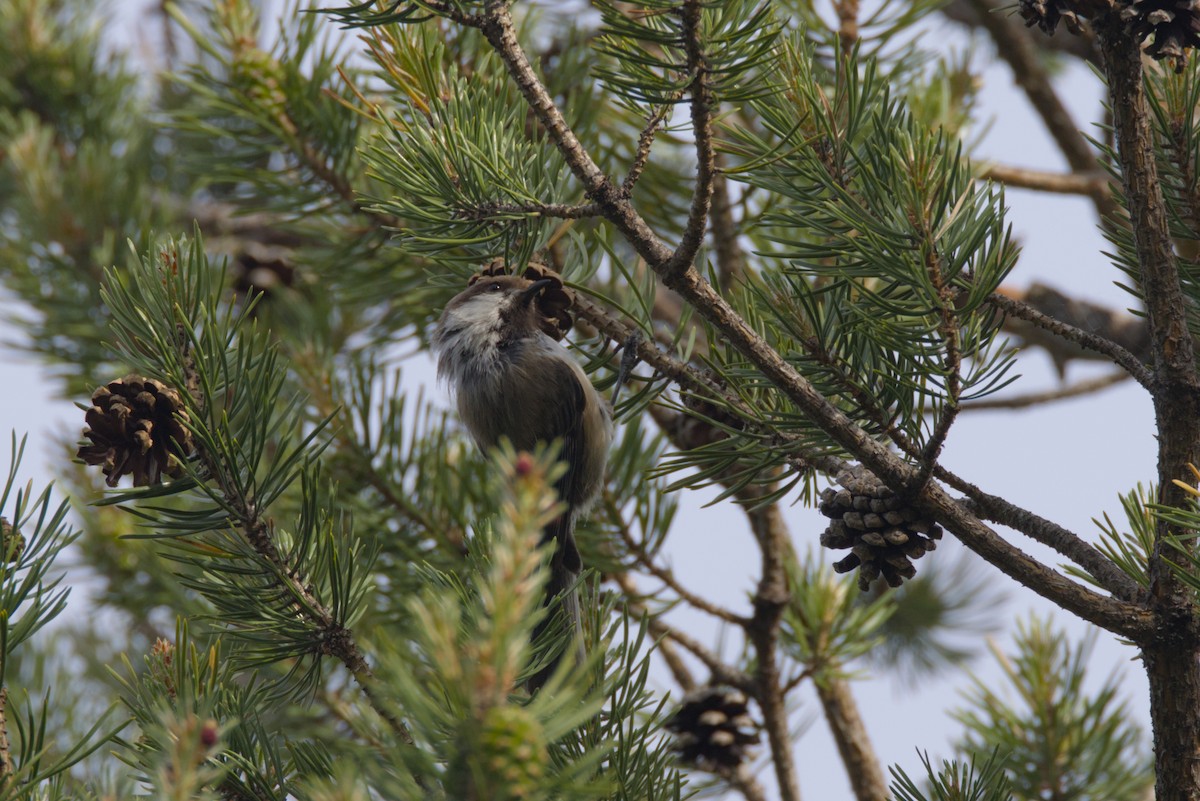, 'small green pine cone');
450,705,548,801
